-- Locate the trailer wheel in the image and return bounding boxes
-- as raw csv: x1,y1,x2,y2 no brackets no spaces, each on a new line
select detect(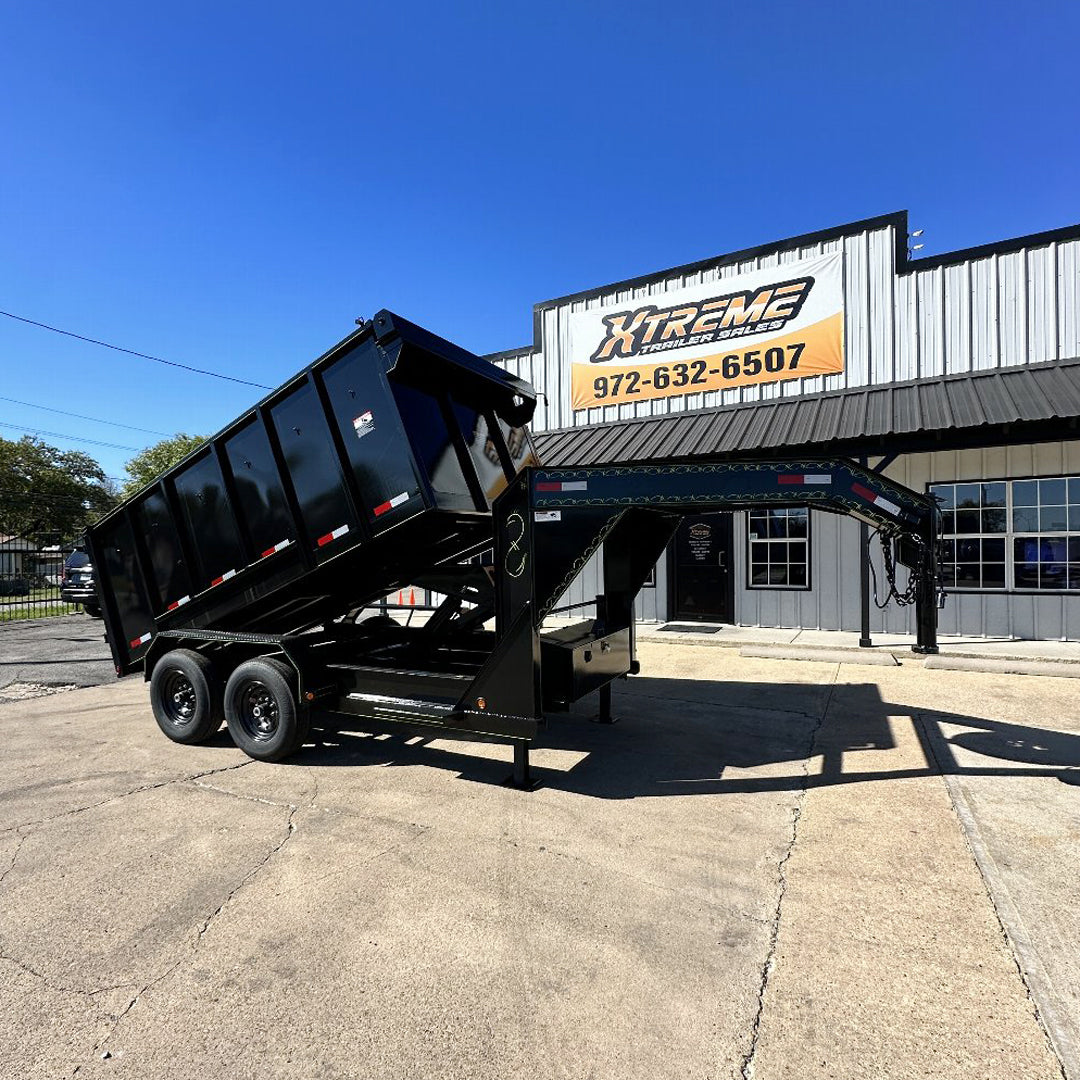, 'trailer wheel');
150,649,223,744
224,658,305,762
